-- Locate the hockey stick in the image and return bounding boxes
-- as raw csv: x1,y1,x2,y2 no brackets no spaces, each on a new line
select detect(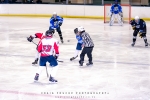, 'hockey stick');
32,41,38,46
45,65,49,77
27,37,38,46
57,60,63,62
